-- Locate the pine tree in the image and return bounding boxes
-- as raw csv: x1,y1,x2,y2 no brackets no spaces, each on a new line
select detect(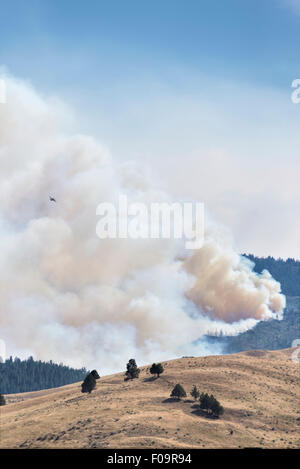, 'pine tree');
190,385,200,401
199,392,210,411
209,395,224,417
81,370,100,394
150,363,164,378
170,383,186,400
199,393,224,417
125,359,140,380
0,393,6,406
